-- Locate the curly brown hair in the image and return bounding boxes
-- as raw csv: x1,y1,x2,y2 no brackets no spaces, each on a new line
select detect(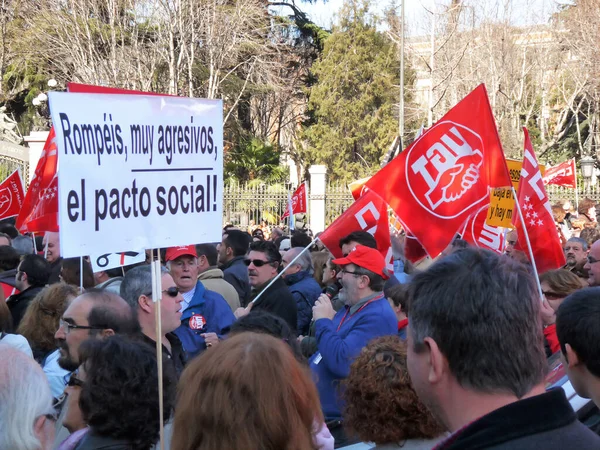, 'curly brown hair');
343,336,445,445
17,283,79,356
539,269,587,297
